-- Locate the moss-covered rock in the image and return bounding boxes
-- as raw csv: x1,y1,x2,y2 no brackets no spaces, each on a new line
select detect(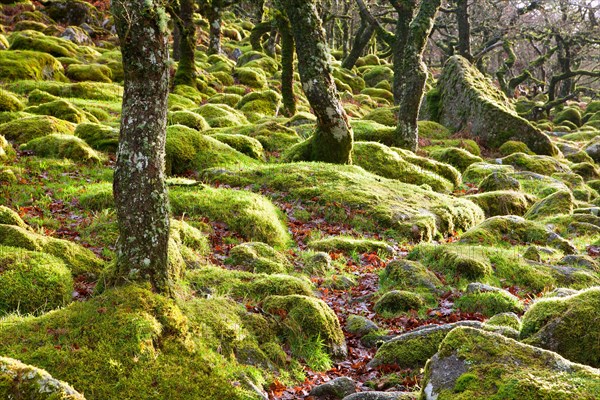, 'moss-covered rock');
478,171,521,192
0,356,85,399
332,68,365,94
165,125,257,175
524,190,574,220
0,50,66,81
353,142,454,192
226,242,291,274
362,65,393,87
0,90,24,112
461,163,515,185
233,67,266,89
211,133,265,160
308,235,394,255
520,287,600,367
511,171,570,198
74,123,118,152
374,290,424,316
212,120,301,152
21,134,101,163
393,147,461,188
500,152,570,175
439,56,557,154
25,99,93,124
9,30,79,58
420,326,600,399
235,90,281,122
498,140,534,156
263,294,347,359
429,147,483,172
0,134,15,161
66,63,113,83
571,162,600,181
486,312,521,331
460,215,576,254
207,92,242,107
455,284,523,317
27,88,60,105
380,259,443,293
408,244,492,281
202,162,484,241
43,0,101,26
193,103,249,128
0,115,75,144
464,190,533,217
418,121,452,139
555,107,582,127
